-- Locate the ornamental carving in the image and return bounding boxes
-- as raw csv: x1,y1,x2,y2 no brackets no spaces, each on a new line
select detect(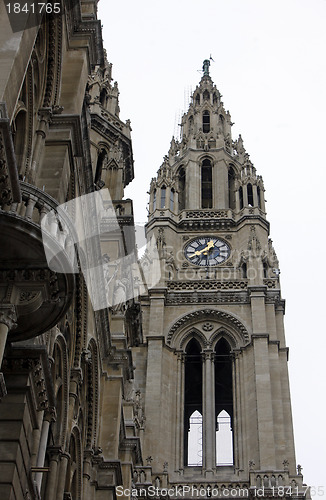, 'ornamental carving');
167,280,248,291
167,309,249,345
202,322,213,332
